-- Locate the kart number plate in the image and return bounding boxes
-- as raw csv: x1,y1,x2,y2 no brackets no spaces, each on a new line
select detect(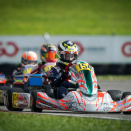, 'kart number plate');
76,63,91,72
